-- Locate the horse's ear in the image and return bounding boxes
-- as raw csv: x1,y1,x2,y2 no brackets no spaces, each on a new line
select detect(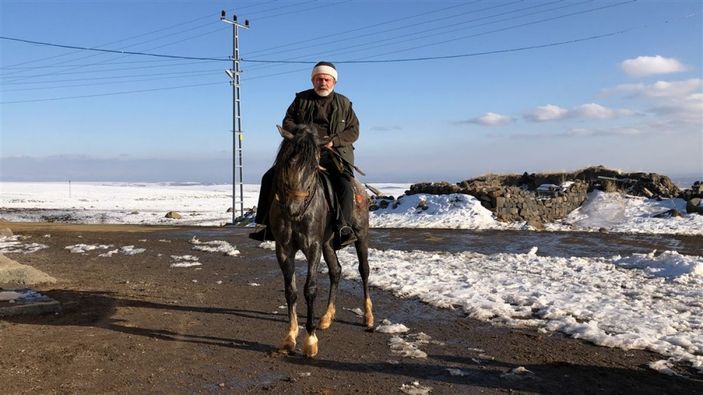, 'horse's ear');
276,125,294,140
